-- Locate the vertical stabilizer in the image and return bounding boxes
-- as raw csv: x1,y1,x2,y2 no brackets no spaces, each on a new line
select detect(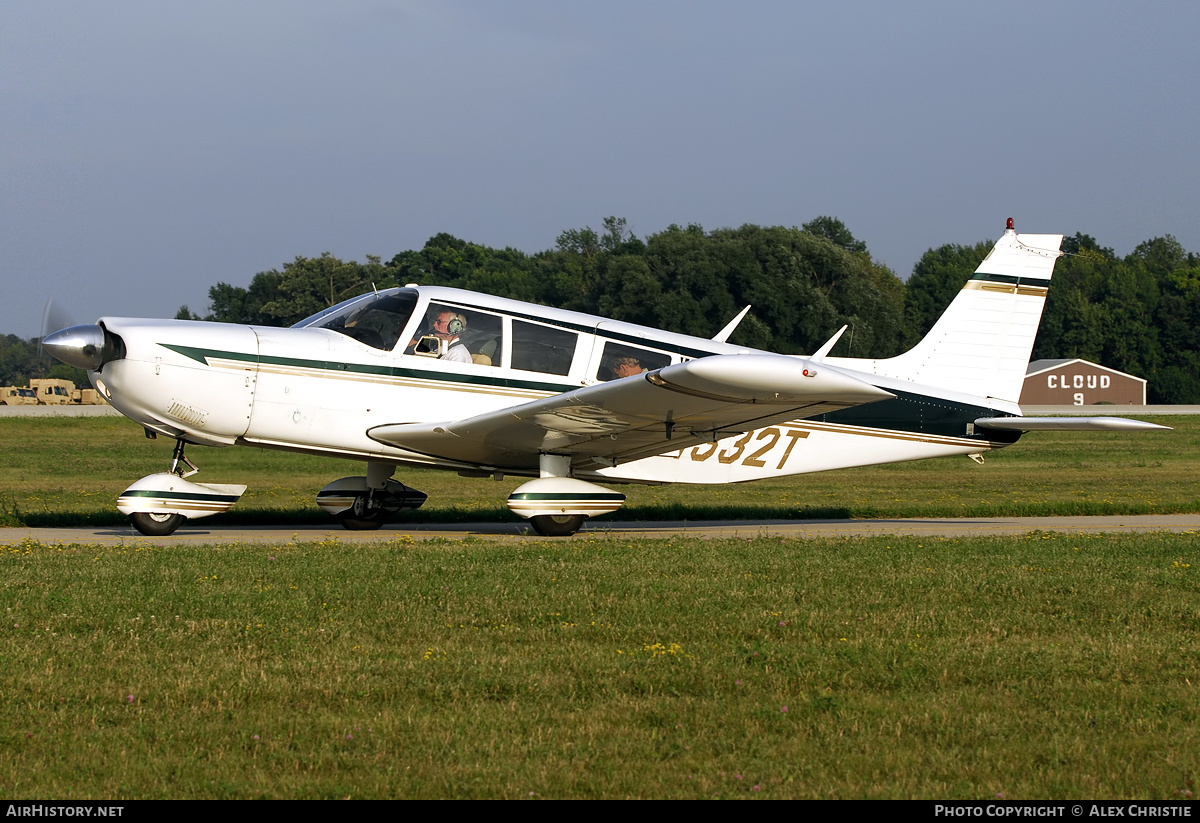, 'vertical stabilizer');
836,221,1063,403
